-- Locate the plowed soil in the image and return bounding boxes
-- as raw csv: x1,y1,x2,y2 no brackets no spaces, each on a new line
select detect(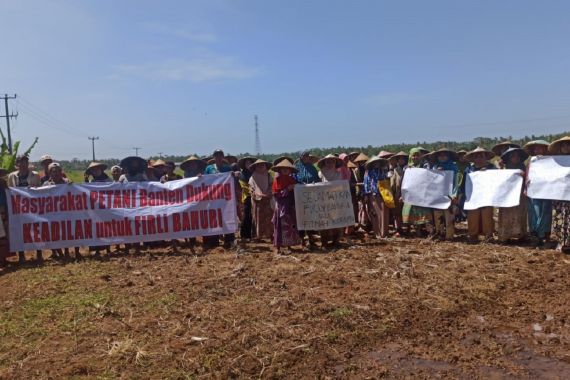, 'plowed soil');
1,235,569,379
